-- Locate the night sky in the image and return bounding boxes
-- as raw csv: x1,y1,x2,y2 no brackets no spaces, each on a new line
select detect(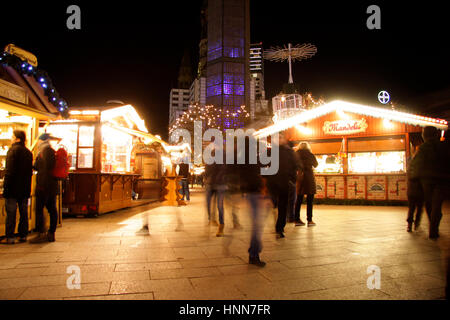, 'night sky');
1,1,449,139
